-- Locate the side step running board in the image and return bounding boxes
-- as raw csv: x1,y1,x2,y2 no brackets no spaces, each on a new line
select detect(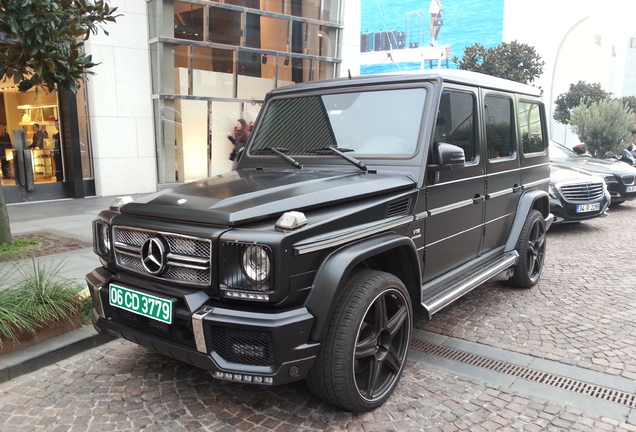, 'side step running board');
421,251,518,318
